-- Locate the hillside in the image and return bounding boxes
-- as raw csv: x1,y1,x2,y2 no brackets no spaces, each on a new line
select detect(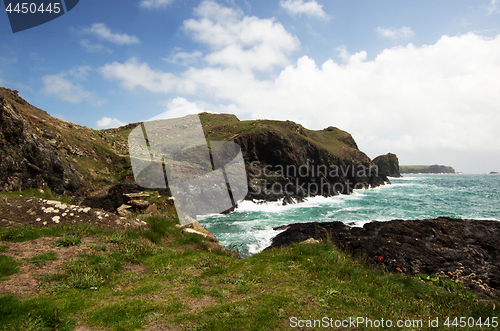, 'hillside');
0,87,132,197
0,87,388,208
1,87,498,330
